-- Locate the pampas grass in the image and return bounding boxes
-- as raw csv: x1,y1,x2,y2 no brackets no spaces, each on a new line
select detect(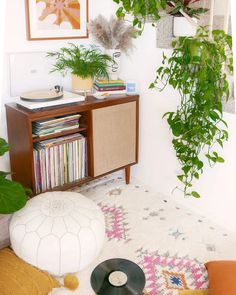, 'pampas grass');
89,15,137,54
